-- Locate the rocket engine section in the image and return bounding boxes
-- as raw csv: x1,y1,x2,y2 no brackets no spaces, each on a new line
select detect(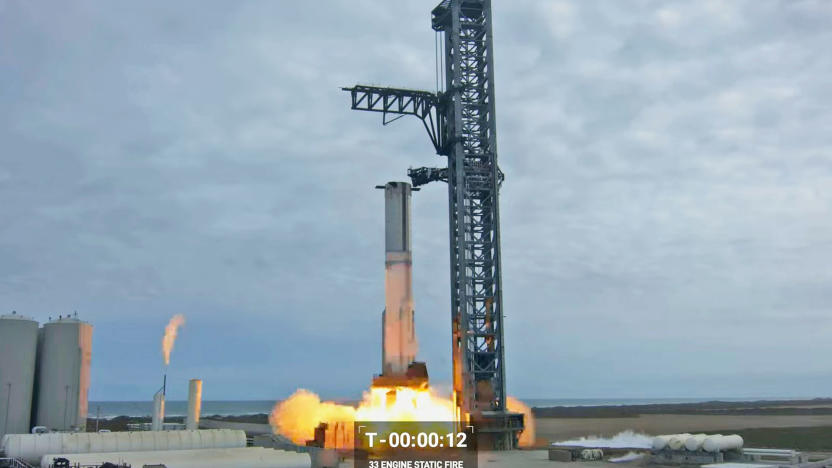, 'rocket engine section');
374,182,427,389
